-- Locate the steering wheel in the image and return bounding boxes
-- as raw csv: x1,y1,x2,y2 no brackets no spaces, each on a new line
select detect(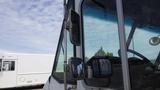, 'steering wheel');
128,49,150,62
118,49,150,63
